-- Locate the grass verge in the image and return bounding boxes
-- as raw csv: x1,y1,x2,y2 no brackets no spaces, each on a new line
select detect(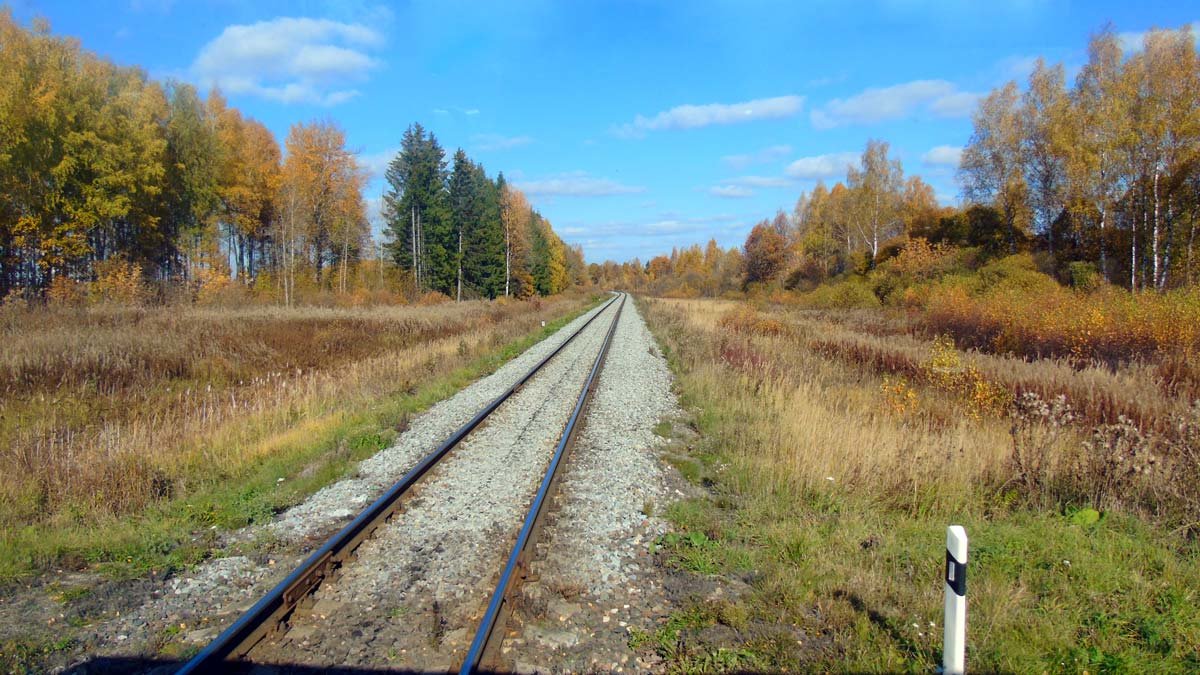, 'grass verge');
639,296,1200,673
0,296,600,580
